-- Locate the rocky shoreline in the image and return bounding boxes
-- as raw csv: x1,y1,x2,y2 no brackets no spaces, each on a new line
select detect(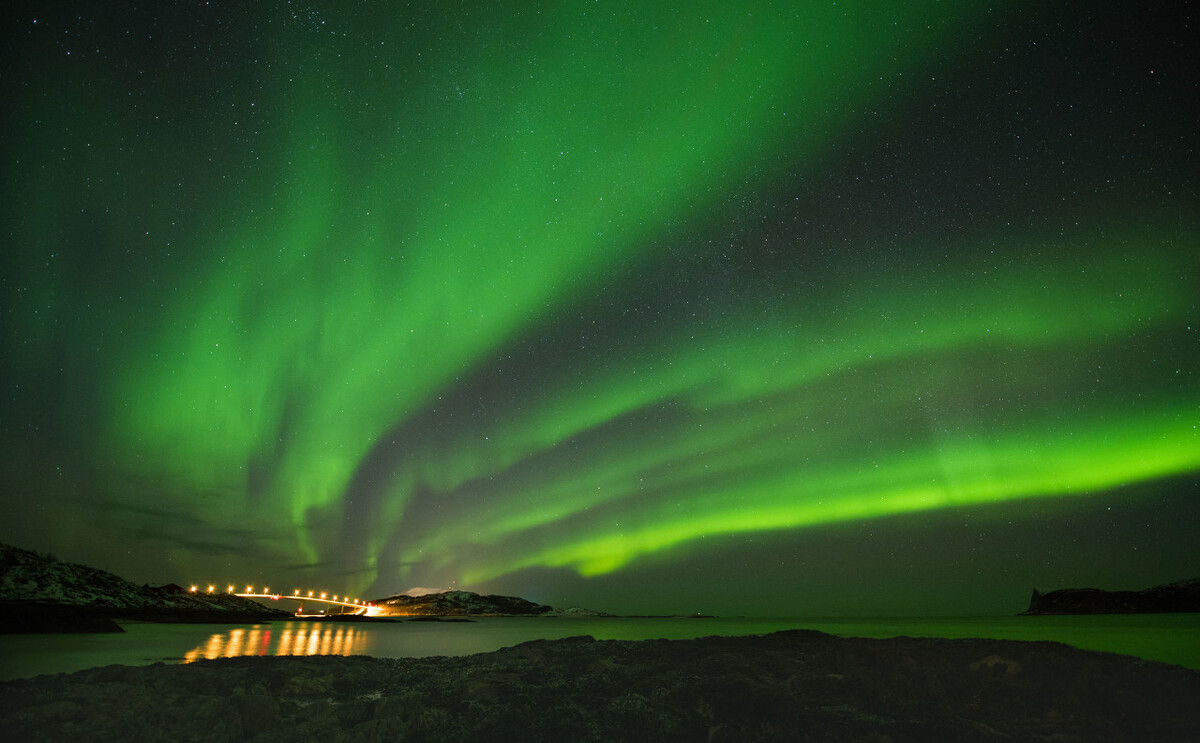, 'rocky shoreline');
0,601,307,633
2,630,1197,742
0,602,126,633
